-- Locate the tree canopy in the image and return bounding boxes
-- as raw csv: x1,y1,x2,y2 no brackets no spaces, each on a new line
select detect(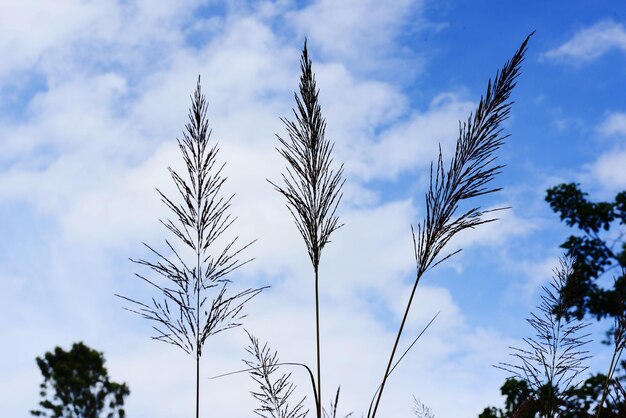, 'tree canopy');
545,183,626,321
31,342,129,418
479,183,626,417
